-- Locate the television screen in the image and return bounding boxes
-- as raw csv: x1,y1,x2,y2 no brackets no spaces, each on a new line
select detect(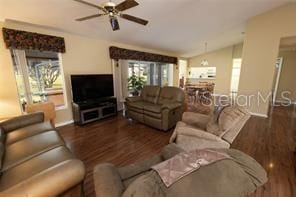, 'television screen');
70,74,114,102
